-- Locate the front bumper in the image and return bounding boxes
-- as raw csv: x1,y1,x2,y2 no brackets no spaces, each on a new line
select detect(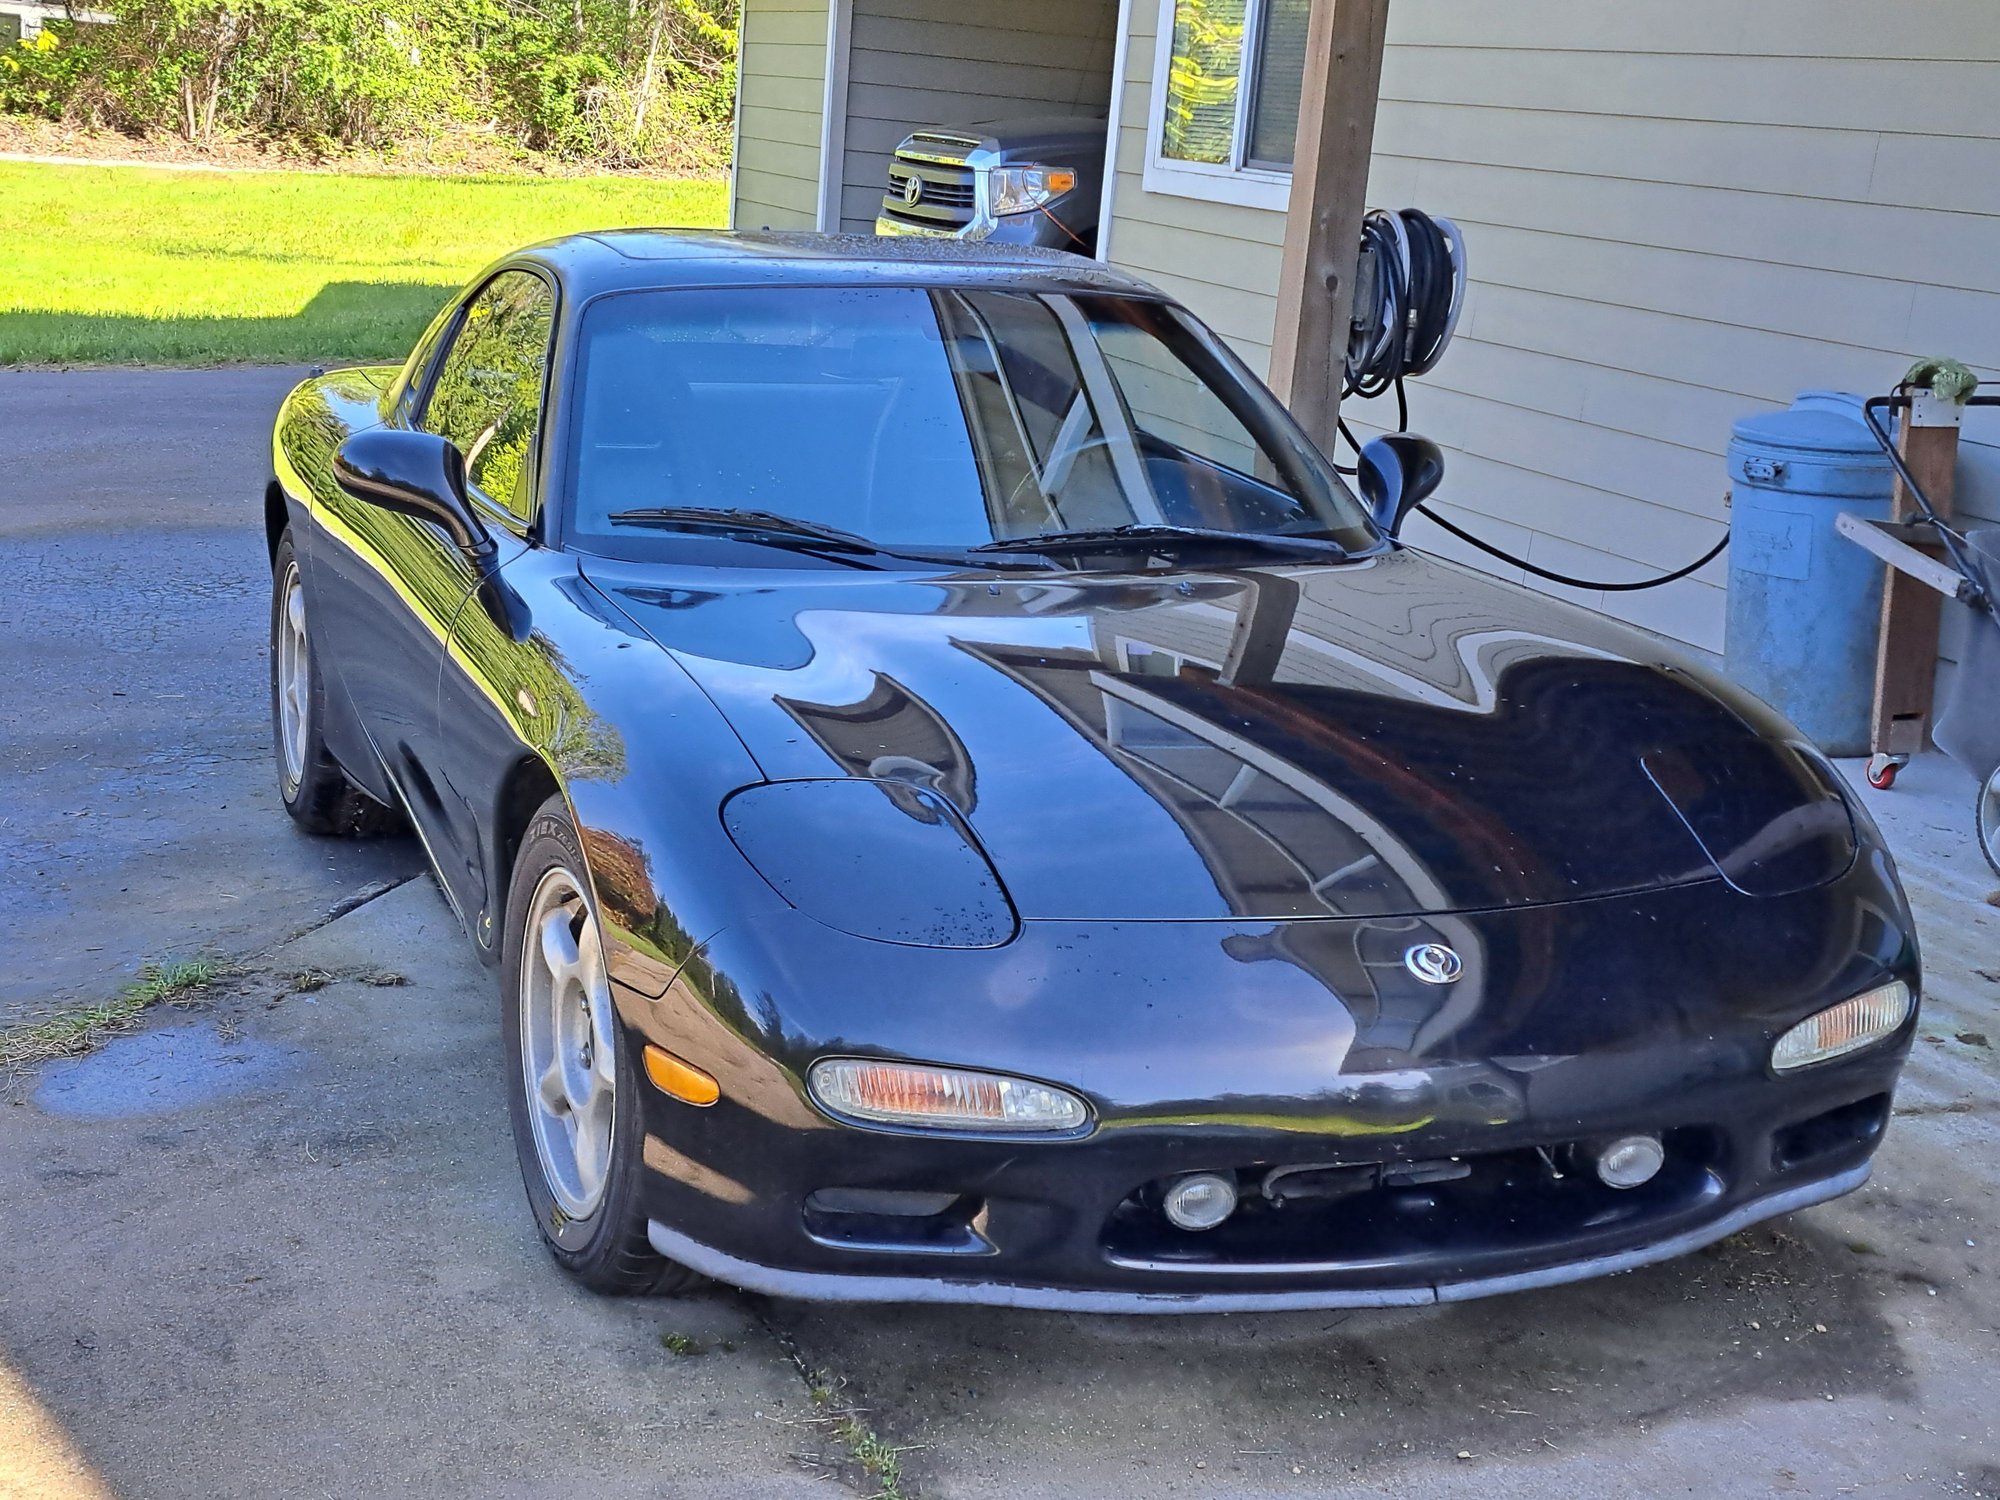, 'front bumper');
653,1162,1867,1312
632,1041,1899,1309
619,853,1917,1311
